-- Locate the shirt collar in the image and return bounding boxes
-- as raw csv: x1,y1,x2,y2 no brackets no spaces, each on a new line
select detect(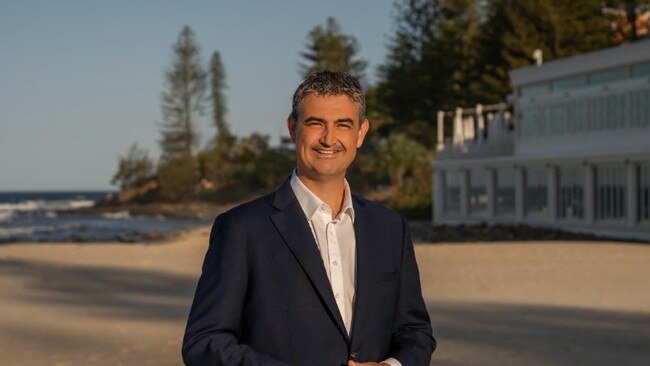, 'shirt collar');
290,170,355,223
